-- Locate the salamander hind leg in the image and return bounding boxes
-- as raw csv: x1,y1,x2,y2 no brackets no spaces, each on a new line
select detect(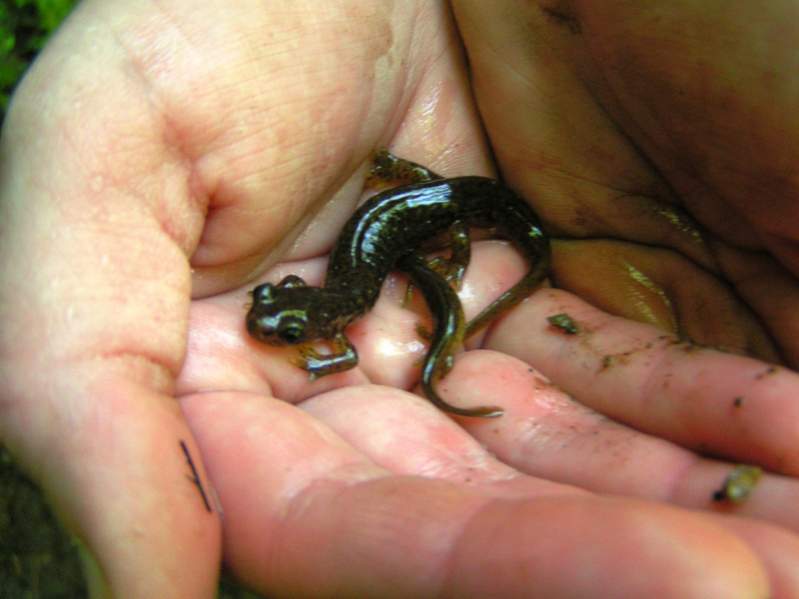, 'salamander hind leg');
405,221,471,314
366,148,443,189
435,221,471,291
